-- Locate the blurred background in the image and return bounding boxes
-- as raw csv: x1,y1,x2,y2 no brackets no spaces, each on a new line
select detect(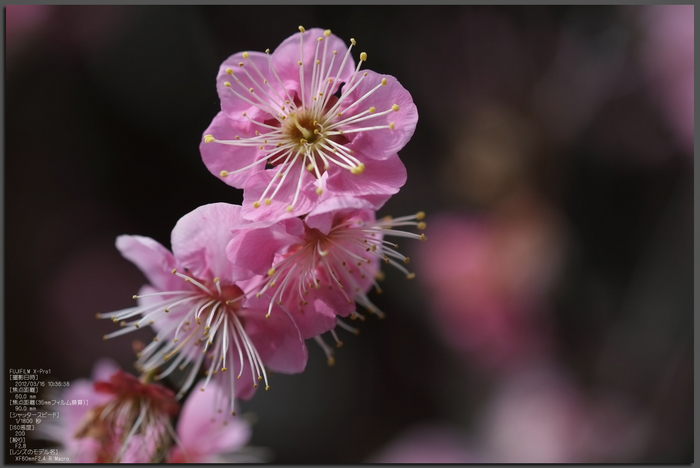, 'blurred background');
6,5,693,463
